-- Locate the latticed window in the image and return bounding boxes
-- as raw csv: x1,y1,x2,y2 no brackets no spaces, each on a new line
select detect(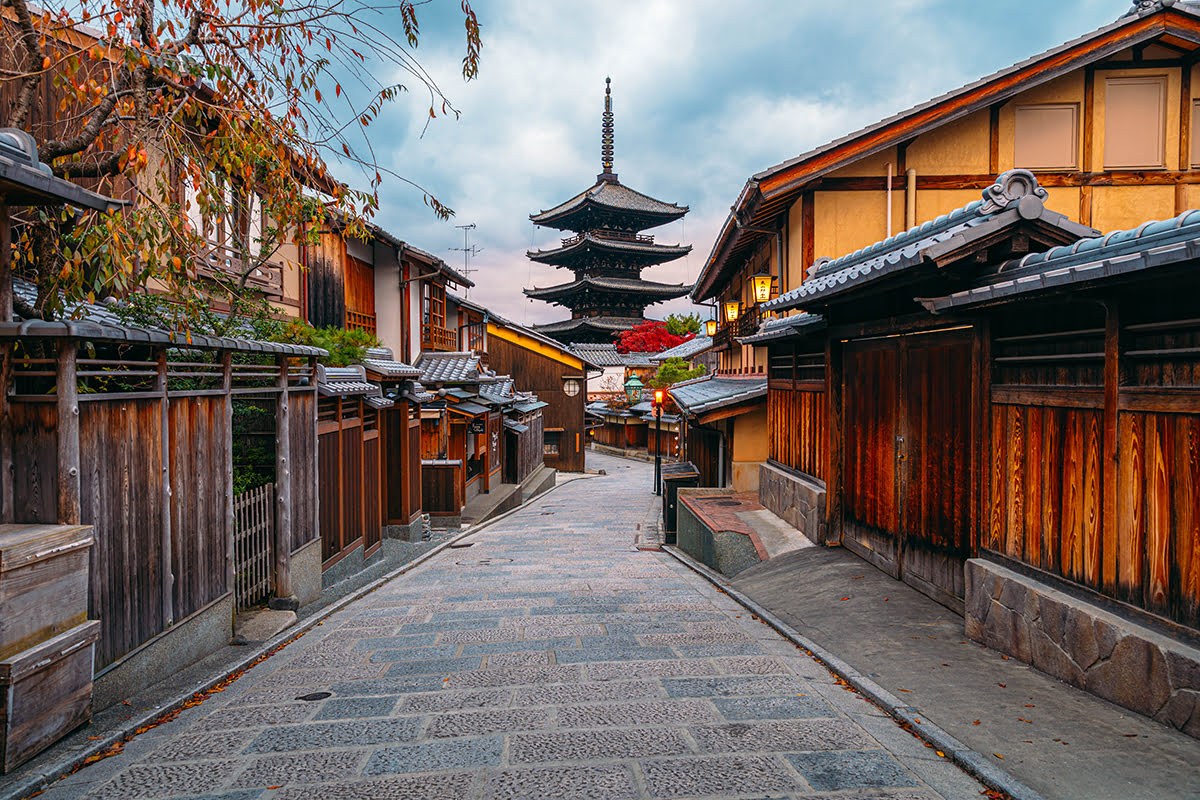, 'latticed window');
423,281,446,327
